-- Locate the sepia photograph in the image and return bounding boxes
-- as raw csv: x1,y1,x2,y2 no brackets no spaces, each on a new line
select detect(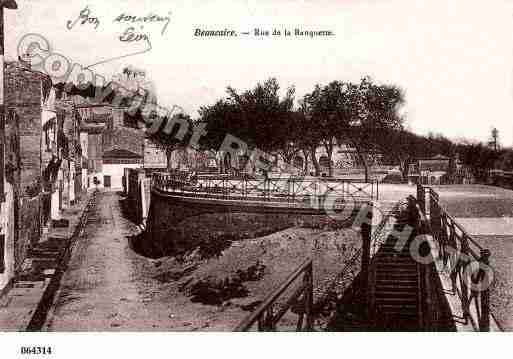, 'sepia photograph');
0,0,511,357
